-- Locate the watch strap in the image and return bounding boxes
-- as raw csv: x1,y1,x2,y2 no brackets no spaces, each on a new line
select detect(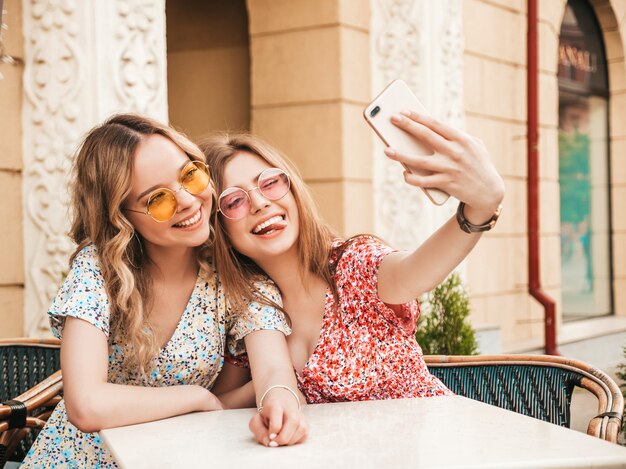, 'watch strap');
456,202,502,233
